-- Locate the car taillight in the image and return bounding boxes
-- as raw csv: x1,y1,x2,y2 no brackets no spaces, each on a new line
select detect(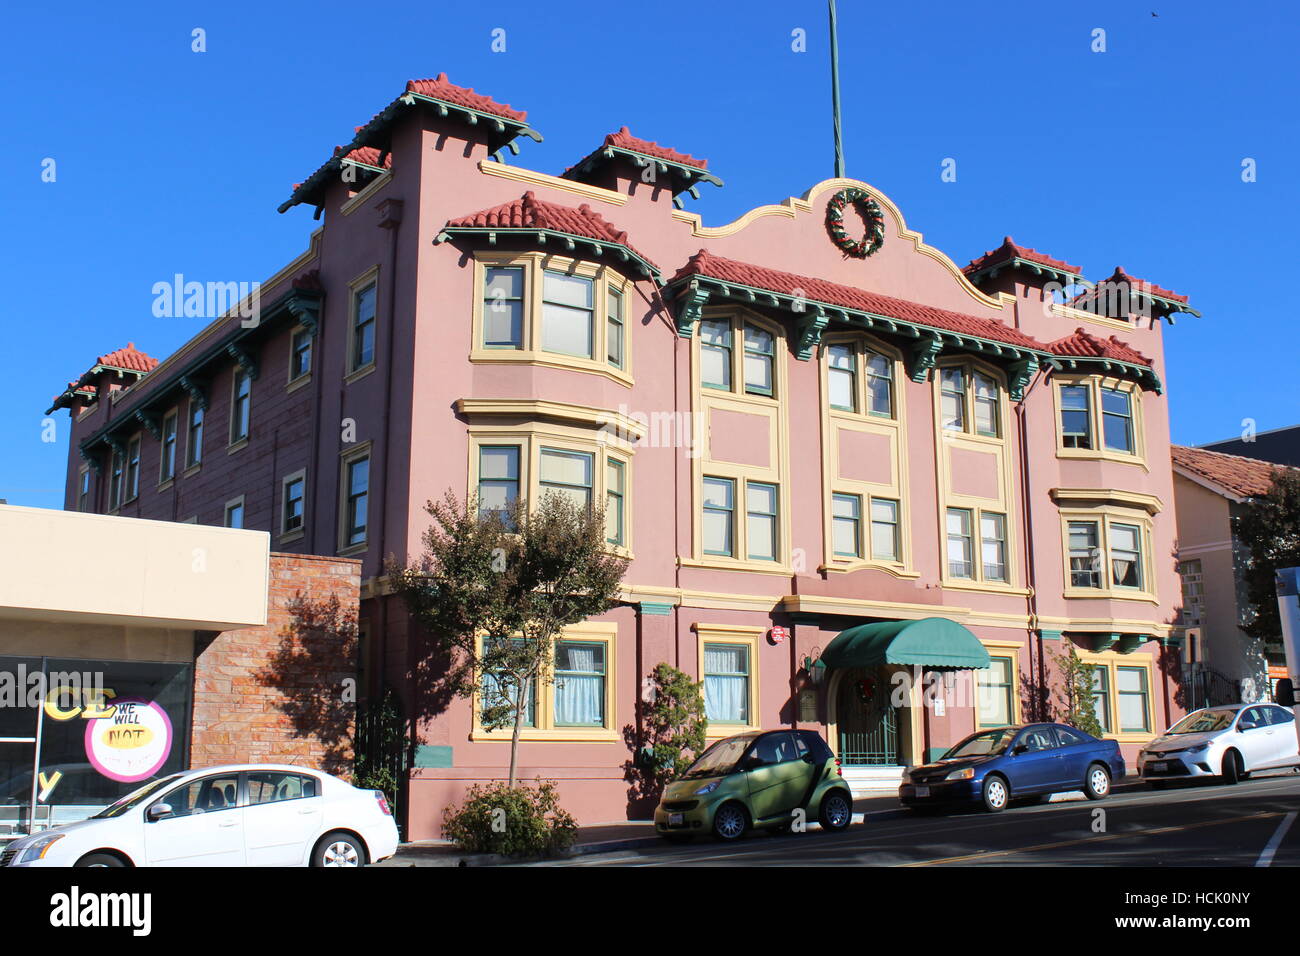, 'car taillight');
374,791,392,816
835,757,843,777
